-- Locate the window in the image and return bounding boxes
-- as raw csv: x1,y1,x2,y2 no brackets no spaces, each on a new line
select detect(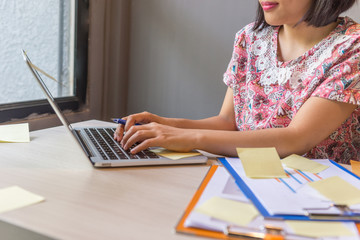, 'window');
0,0,88,123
